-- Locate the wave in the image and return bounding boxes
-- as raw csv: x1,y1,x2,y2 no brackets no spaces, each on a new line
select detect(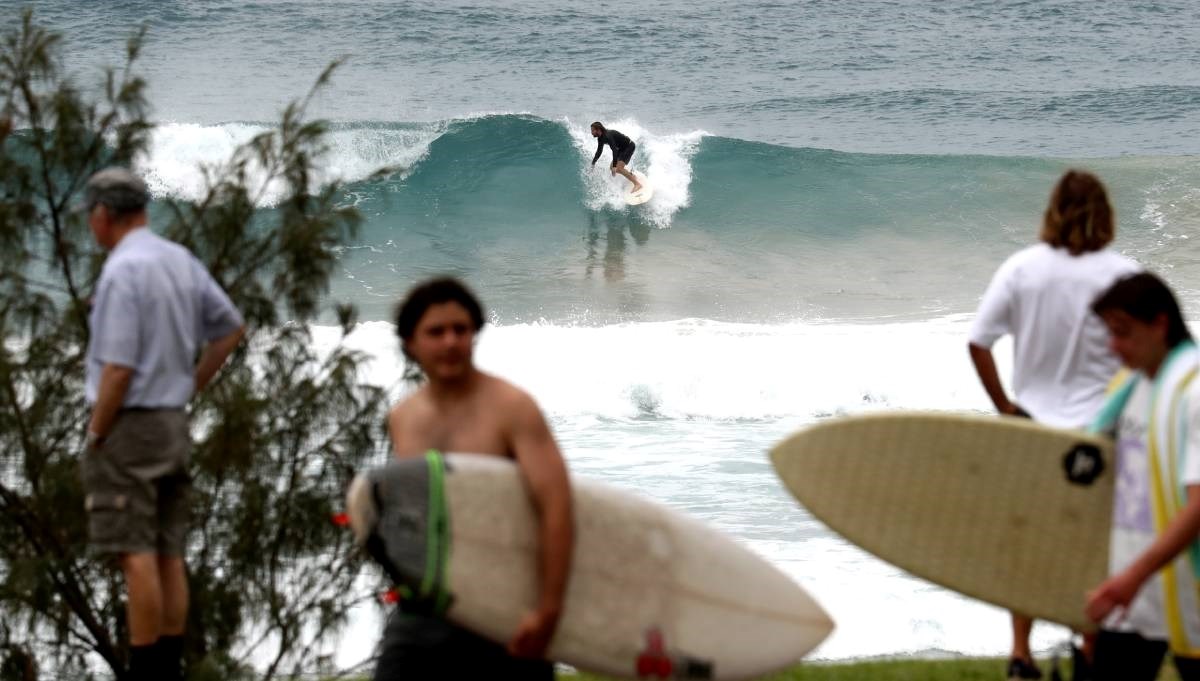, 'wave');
137,114,710,226
129,114,1200,325
137,113,1200,229
137,120,444,205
